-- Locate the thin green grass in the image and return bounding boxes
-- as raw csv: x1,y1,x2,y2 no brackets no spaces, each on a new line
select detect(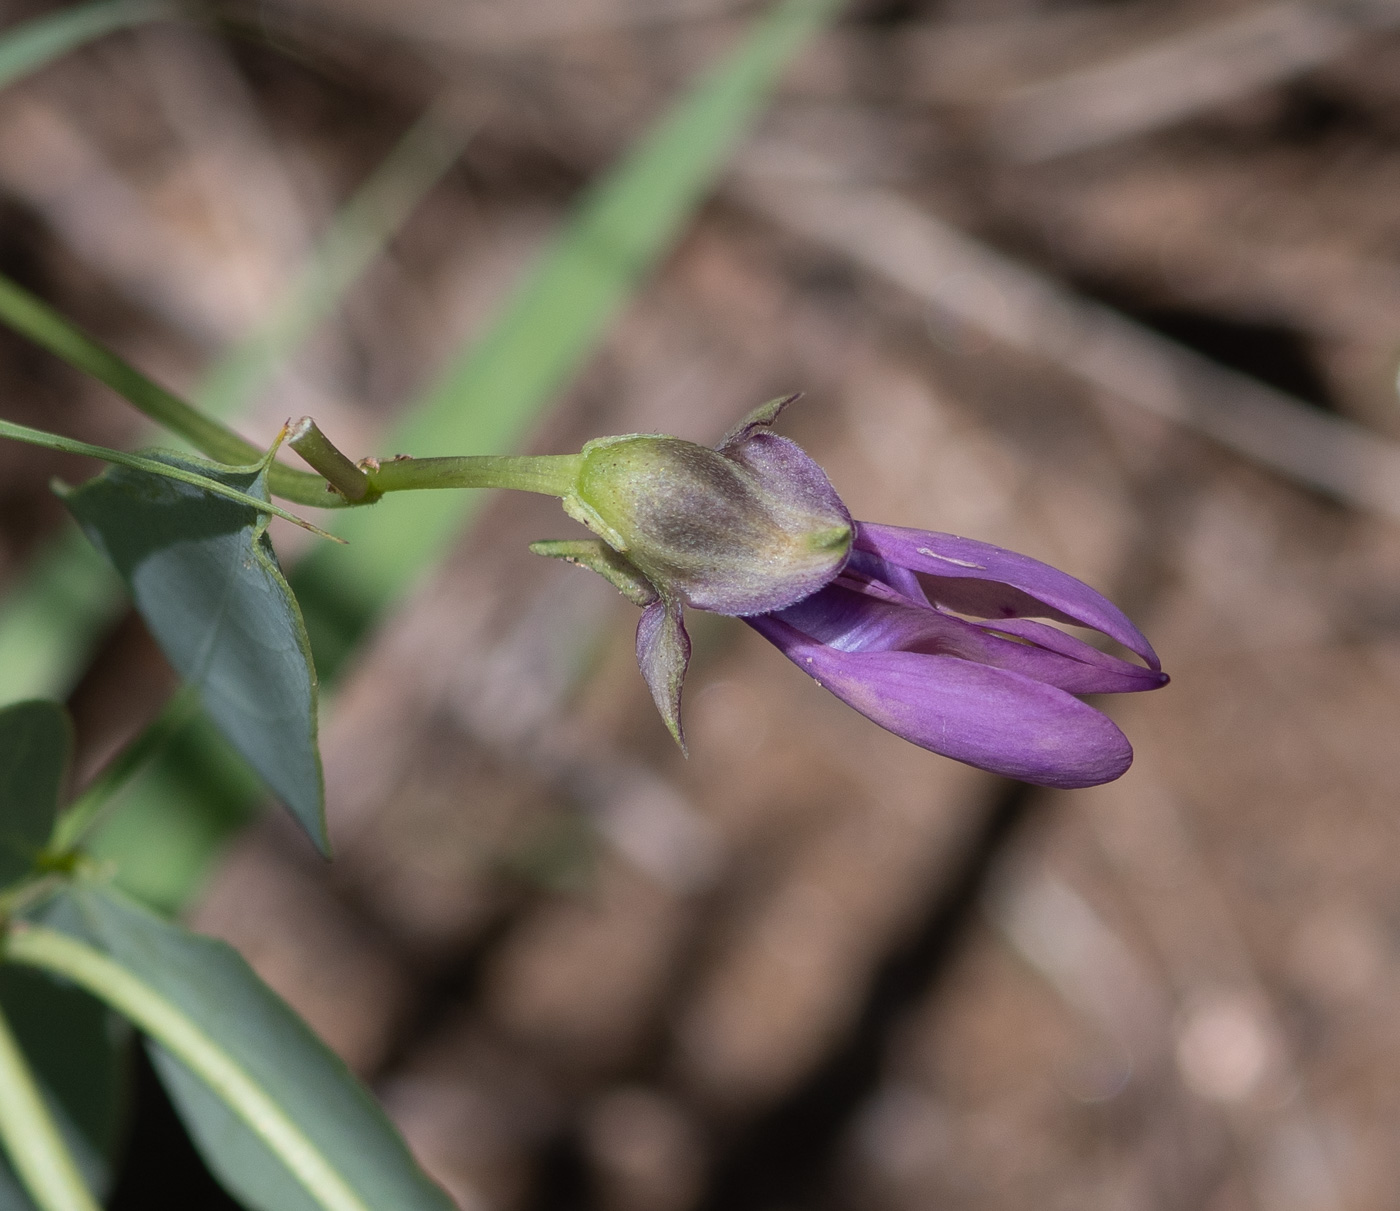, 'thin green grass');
0,0,170,91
